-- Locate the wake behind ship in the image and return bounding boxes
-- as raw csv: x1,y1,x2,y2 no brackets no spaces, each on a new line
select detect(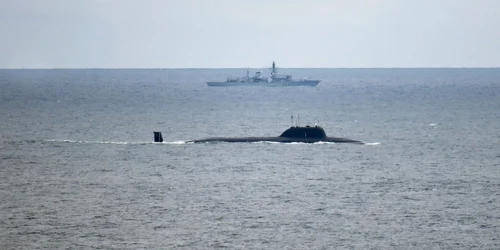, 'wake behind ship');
207,61,321,87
